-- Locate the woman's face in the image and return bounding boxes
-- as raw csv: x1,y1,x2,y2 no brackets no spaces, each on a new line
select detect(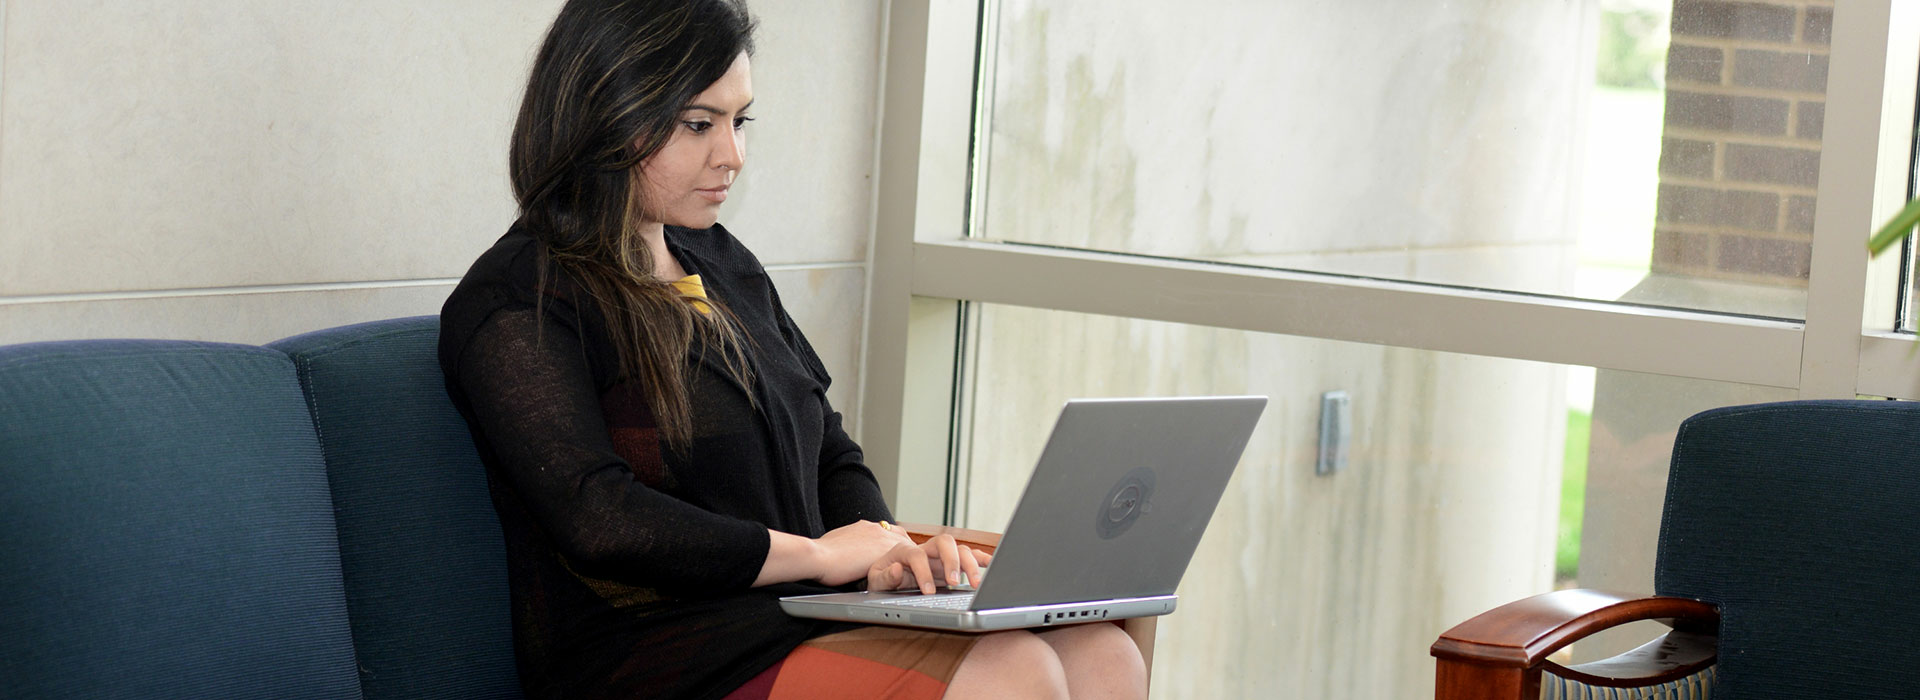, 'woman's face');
636,52,753,230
